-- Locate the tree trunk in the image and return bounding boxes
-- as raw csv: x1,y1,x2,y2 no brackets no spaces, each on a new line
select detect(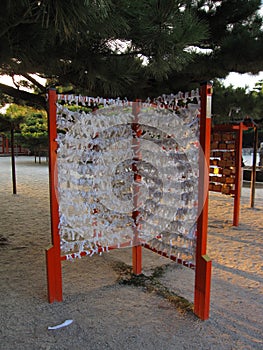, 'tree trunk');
10,126,17,194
